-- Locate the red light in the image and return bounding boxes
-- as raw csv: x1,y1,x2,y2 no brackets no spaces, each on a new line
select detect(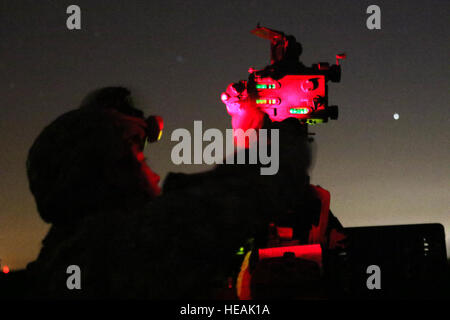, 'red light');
258,244,322,267
2,266,10,274
221,92,229,102
136,151,145,162
336,53,346,65
227,277,233,289
276,227,293,239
